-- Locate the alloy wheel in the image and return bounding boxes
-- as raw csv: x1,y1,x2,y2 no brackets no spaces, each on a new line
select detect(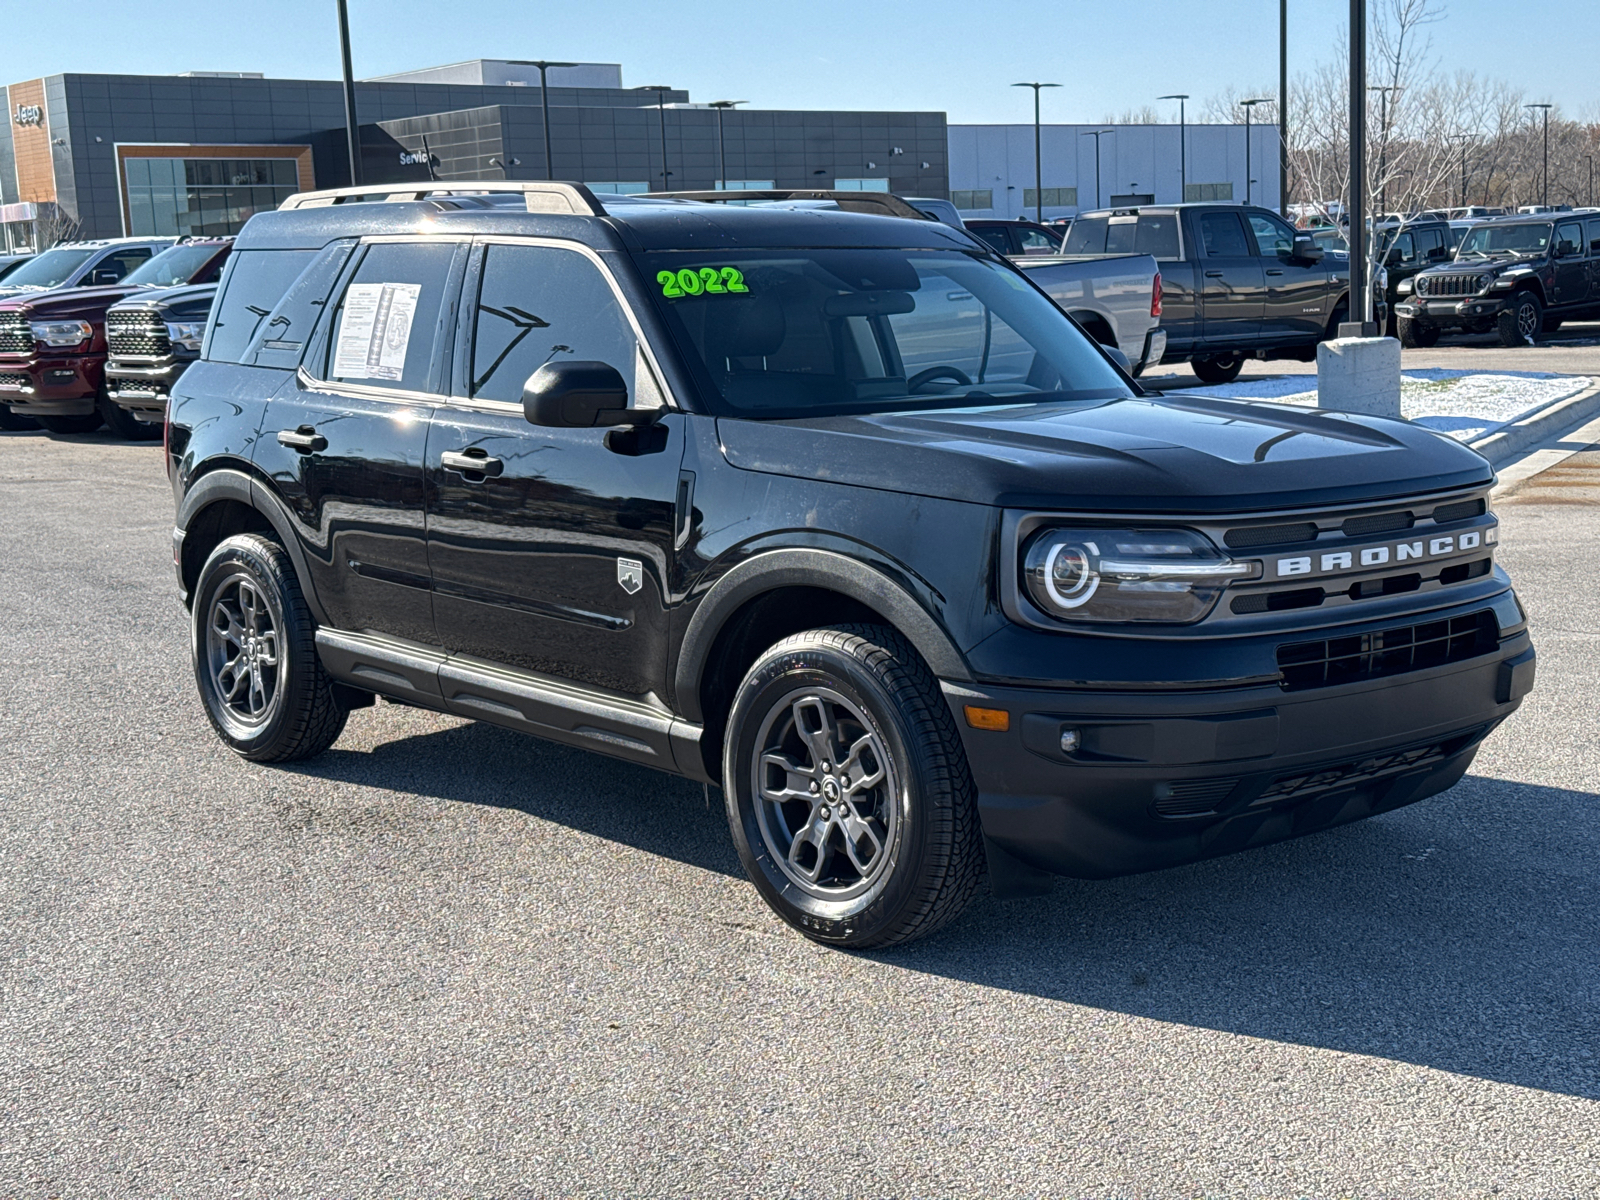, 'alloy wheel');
751,686,901,902
205,573,281,727
1517,299,1539,340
